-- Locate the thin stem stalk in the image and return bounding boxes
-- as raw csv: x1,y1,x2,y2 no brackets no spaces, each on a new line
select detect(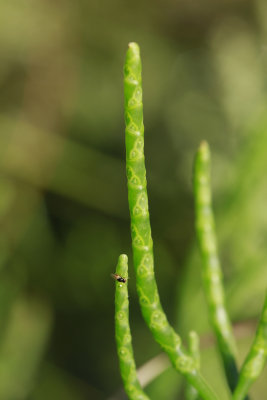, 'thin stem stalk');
186,331,201,400
194,141,239,393
232,293,267,400
114,254,150,400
